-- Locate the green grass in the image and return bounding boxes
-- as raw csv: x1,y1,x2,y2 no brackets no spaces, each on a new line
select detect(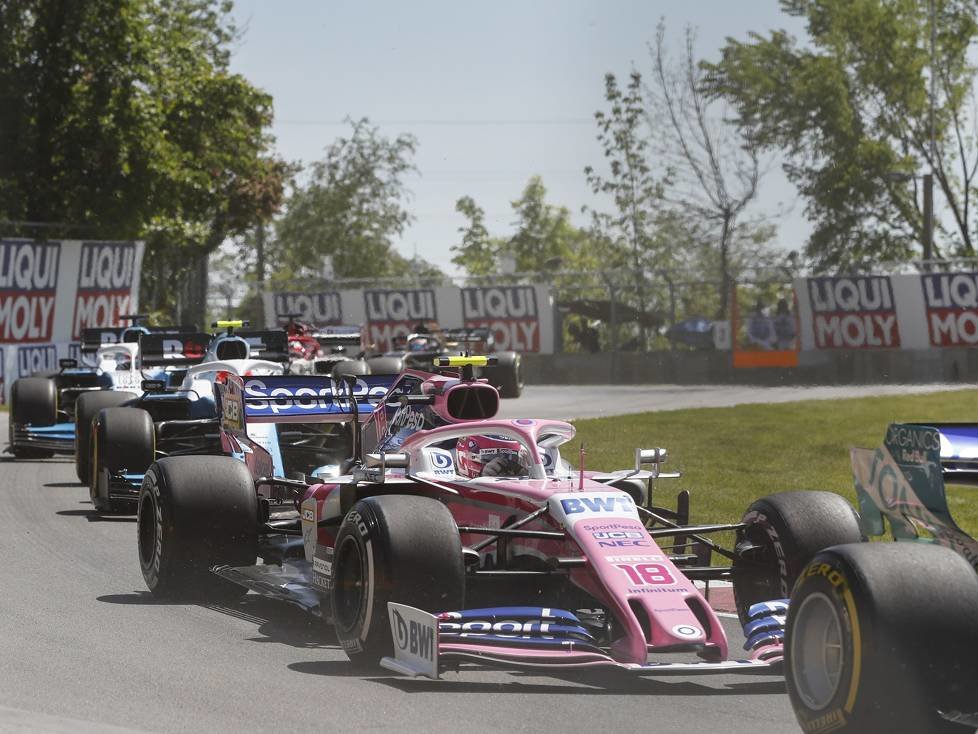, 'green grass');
572,389,978,554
